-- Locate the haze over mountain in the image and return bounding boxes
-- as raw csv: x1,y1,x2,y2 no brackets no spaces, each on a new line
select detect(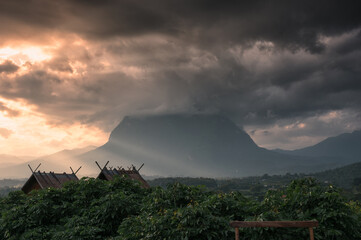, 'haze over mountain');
0,146,96,179
79,114,349,177
274,130,361,165
2,115,360,179
0,155,35,168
